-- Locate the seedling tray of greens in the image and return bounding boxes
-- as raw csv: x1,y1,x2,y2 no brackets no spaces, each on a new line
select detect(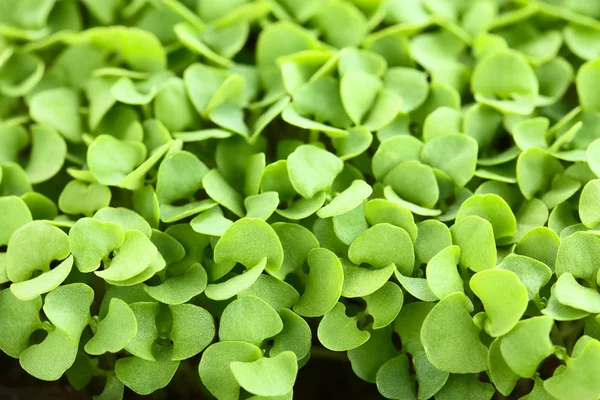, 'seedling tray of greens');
2,0,600,399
